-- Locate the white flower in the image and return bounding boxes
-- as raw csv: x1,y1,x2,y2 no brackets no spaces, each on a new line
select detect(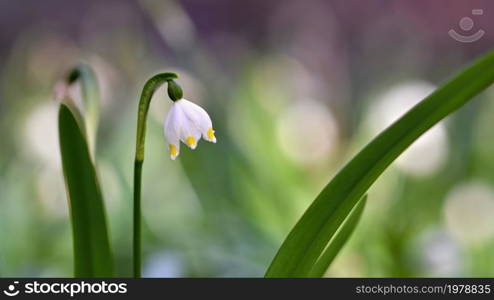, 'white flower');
164,99,216,160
